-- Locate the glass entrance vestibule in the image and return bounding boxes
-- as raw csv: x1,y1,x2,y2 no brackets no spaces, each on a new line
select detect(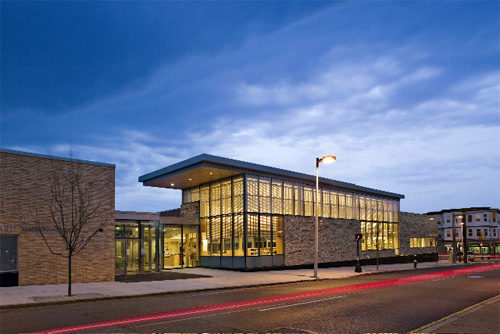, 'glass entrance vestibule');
162,225,199,268
114,220,199,275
